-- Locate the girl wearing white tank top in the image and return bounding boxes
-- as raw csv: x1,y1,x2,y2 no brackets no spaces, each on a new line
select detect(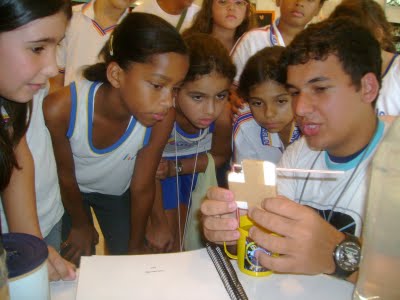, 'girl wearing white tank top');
44,13,189,265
